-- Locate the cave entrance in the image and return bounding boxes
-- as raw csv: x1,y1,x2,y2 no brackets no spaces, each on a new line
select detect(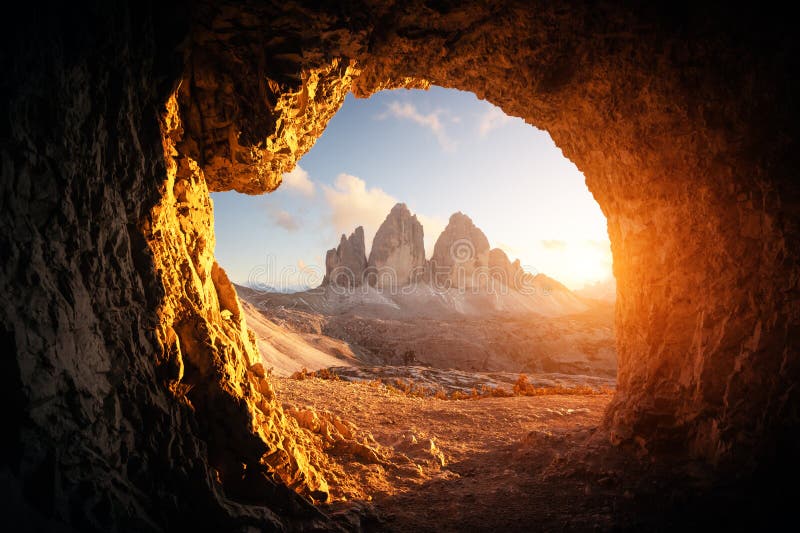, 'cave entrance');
212,86,616,376
5,3,794,530
210,86,617,508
